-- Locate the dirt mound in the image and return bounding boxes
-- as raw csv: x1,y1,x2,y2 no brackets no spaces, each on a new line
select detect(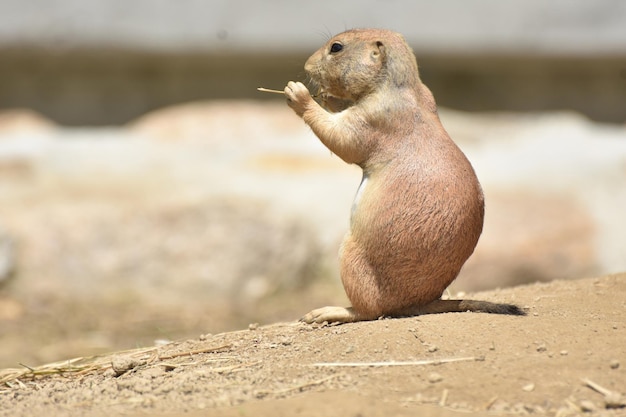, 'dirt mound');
0,109,56,135
2,273,624,417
